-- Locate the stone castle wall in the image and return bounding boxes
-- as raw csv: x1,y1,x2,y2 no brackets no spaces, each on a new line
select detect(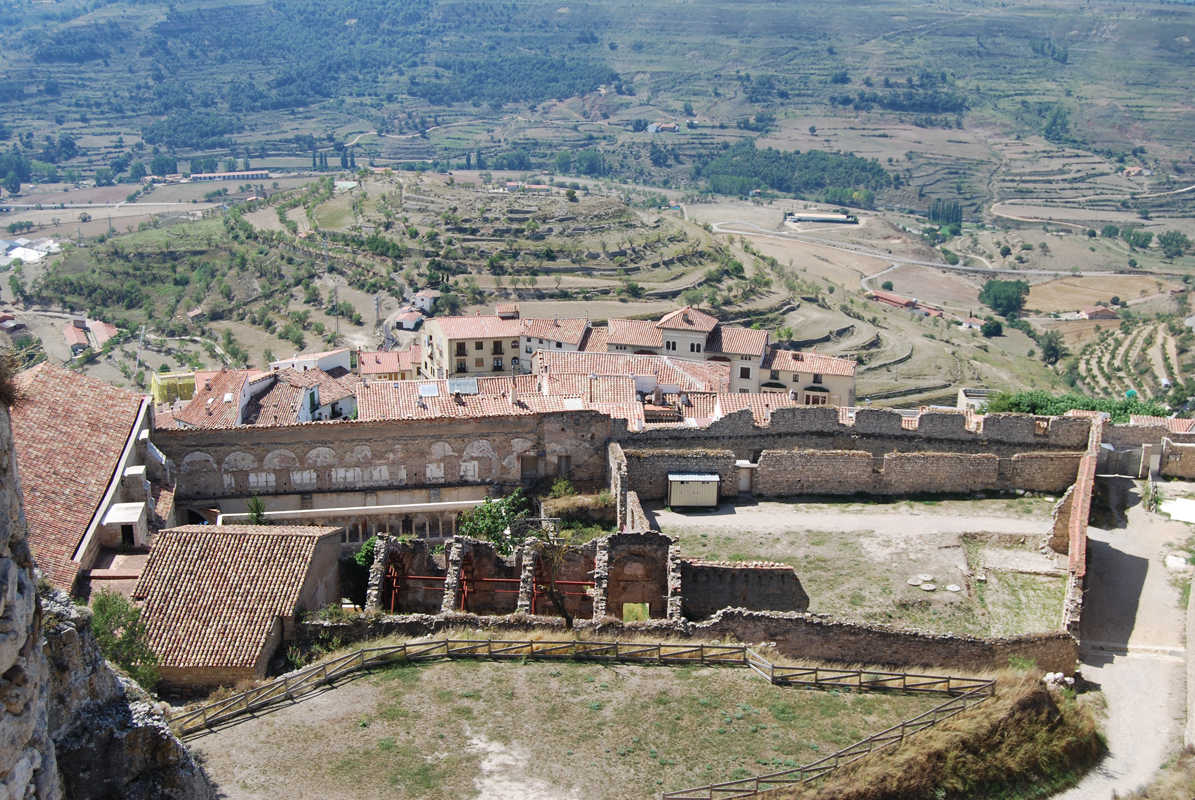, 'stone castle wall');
622,448,738,500
678,562,809,621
